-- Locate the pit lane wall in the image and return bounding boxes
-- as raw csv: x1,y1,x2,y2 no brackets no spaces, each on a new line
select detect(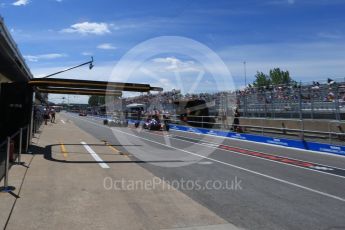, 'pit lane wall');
76,114,345,157
169,124,345,157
